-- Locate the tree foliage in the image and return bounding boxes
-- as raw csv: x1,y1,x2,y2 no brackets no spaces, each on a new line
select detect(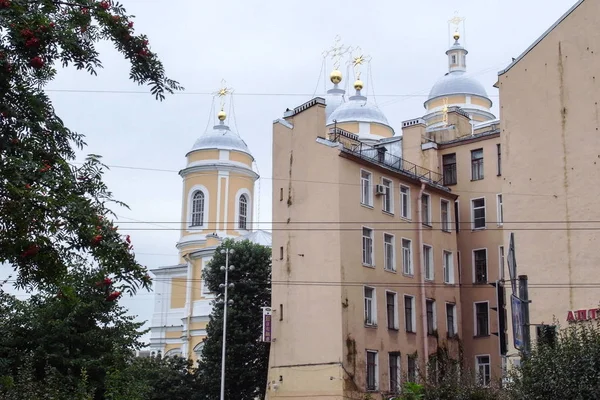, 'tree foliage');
196,238,272,400
0,269,146,399
507,321,600,400
0,0,182,294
